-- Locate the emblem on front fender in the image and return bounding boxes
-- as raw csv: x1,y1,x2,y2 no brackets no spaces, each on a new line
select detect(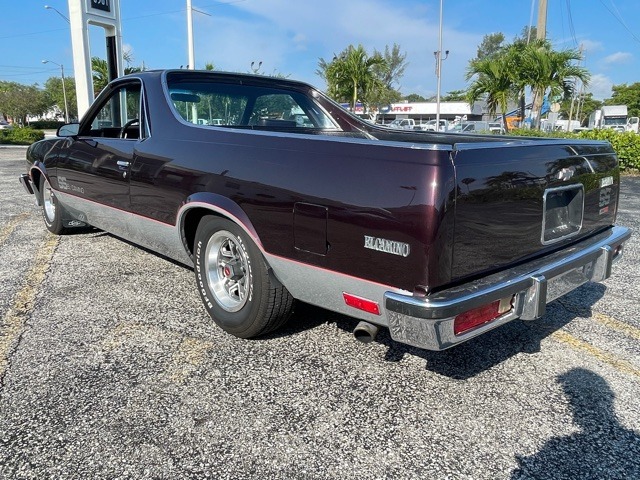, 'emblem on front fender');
364,235,410,257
